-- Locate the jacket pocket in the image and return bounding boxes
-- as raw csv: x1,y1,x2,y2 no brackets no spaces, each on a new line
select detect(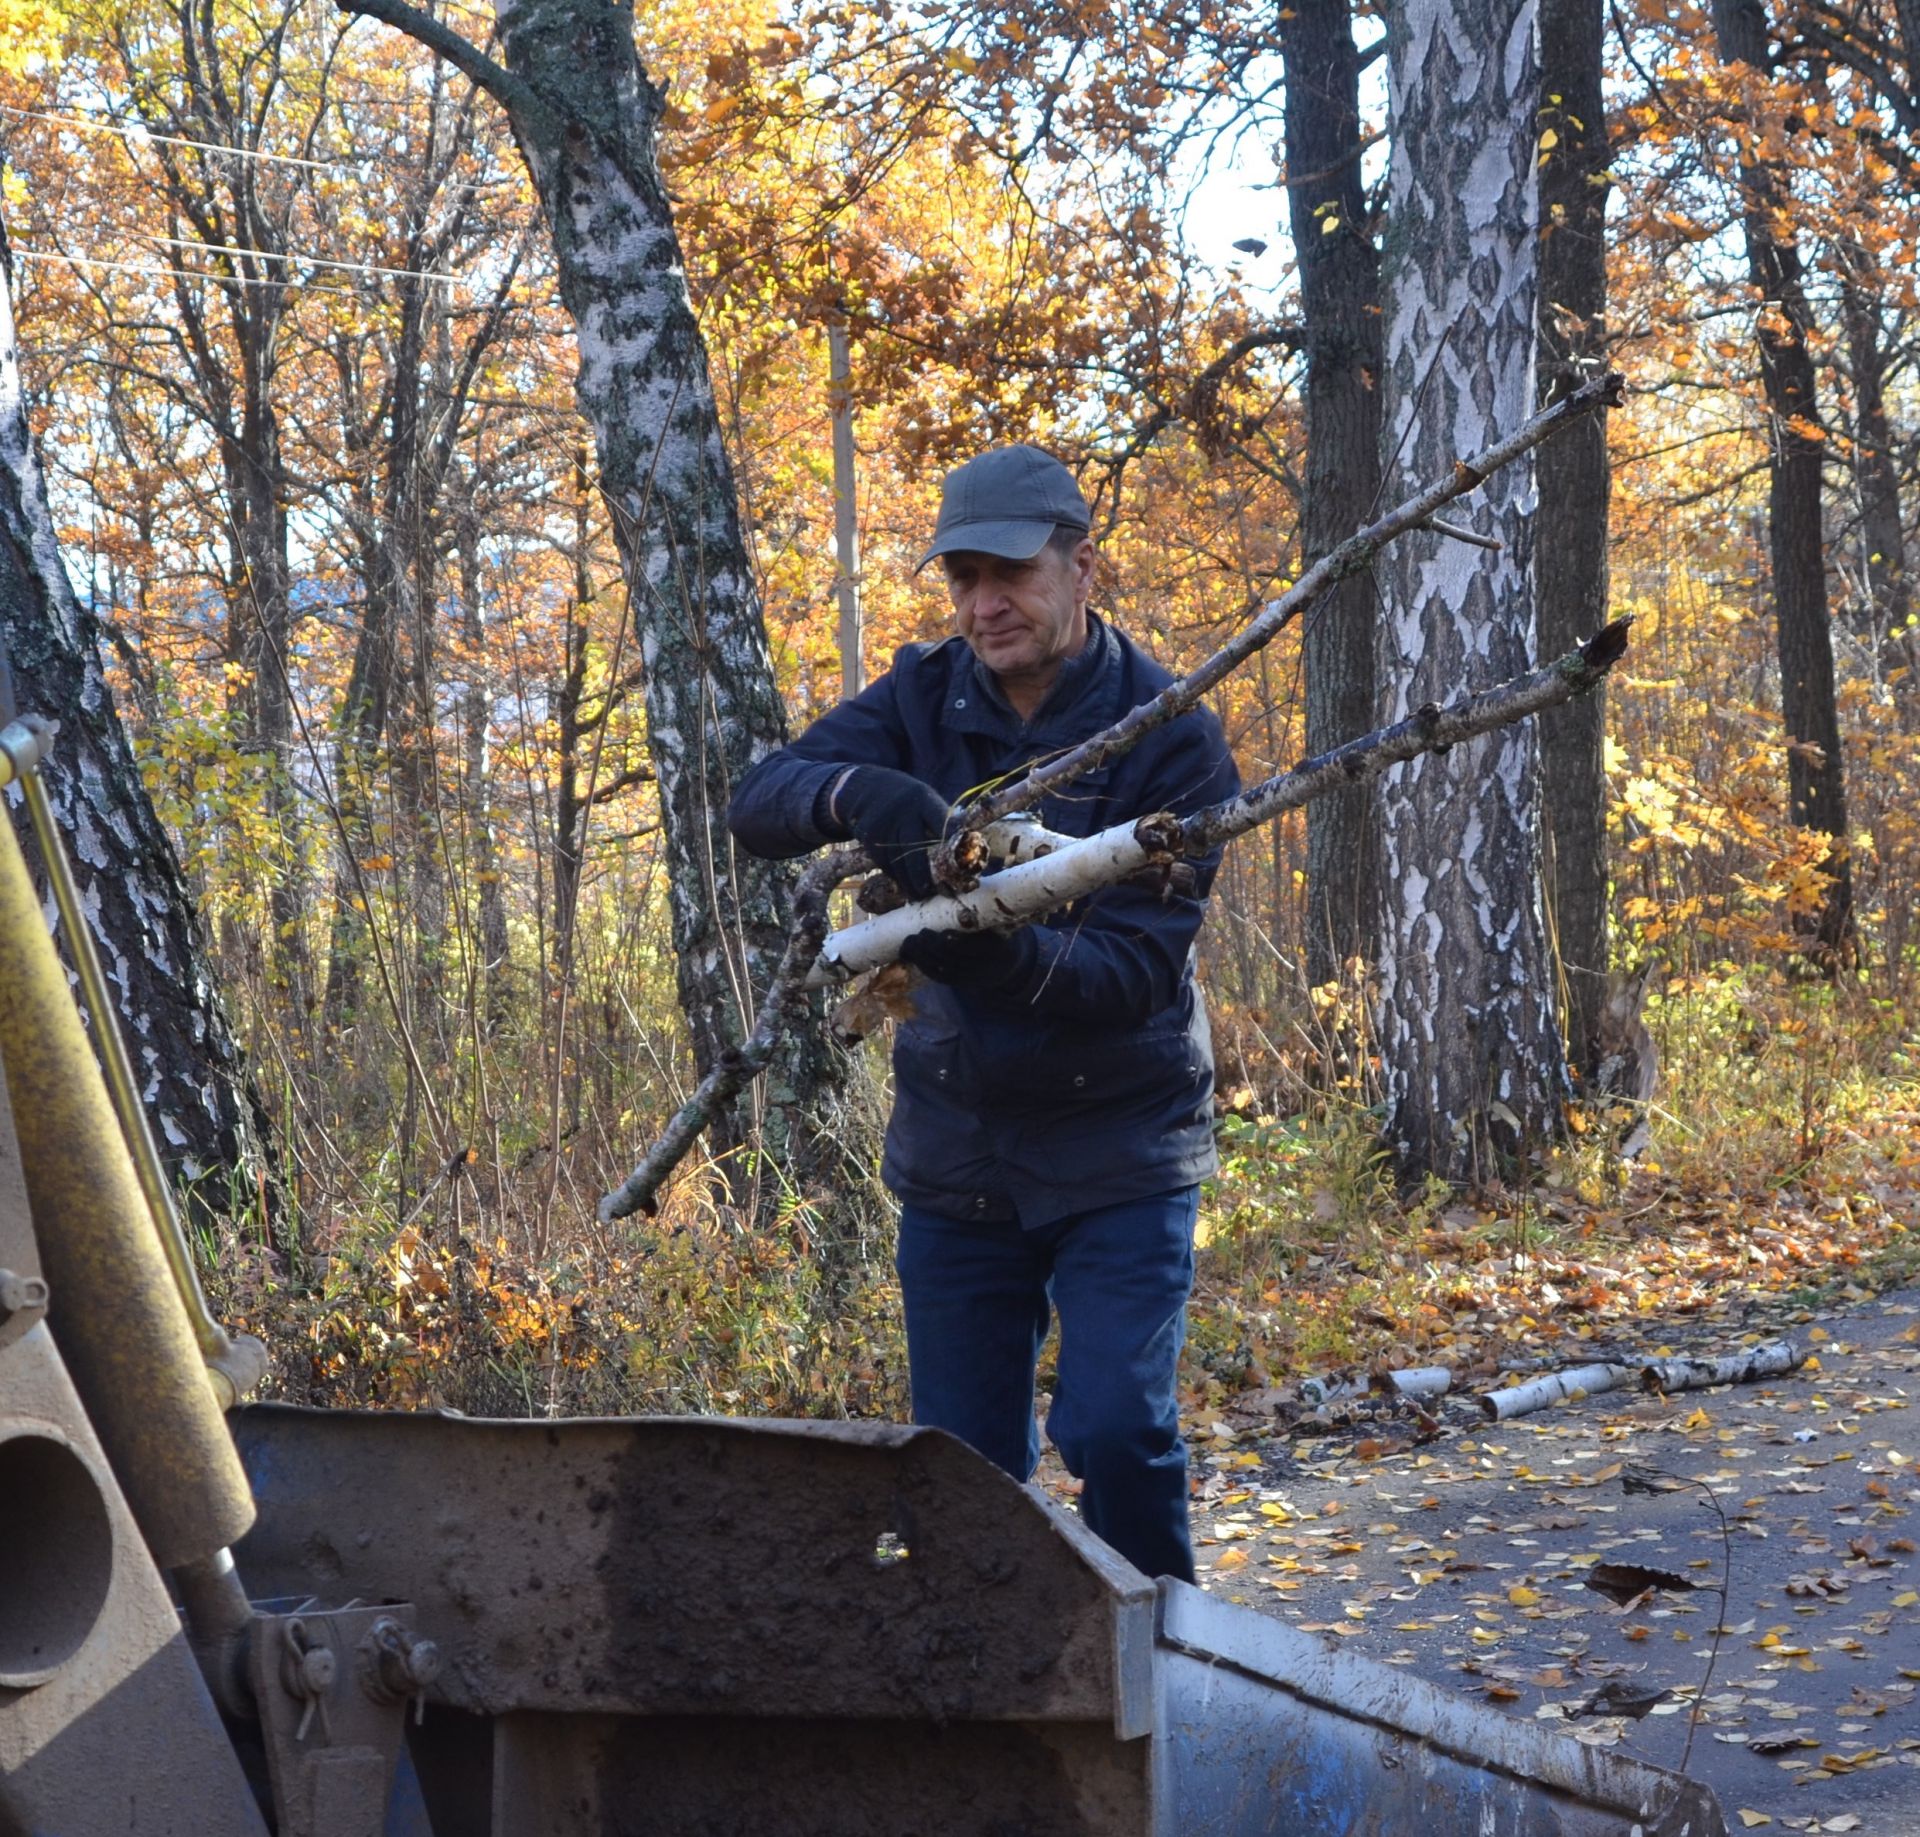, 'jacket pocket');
893,1019,969,1108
